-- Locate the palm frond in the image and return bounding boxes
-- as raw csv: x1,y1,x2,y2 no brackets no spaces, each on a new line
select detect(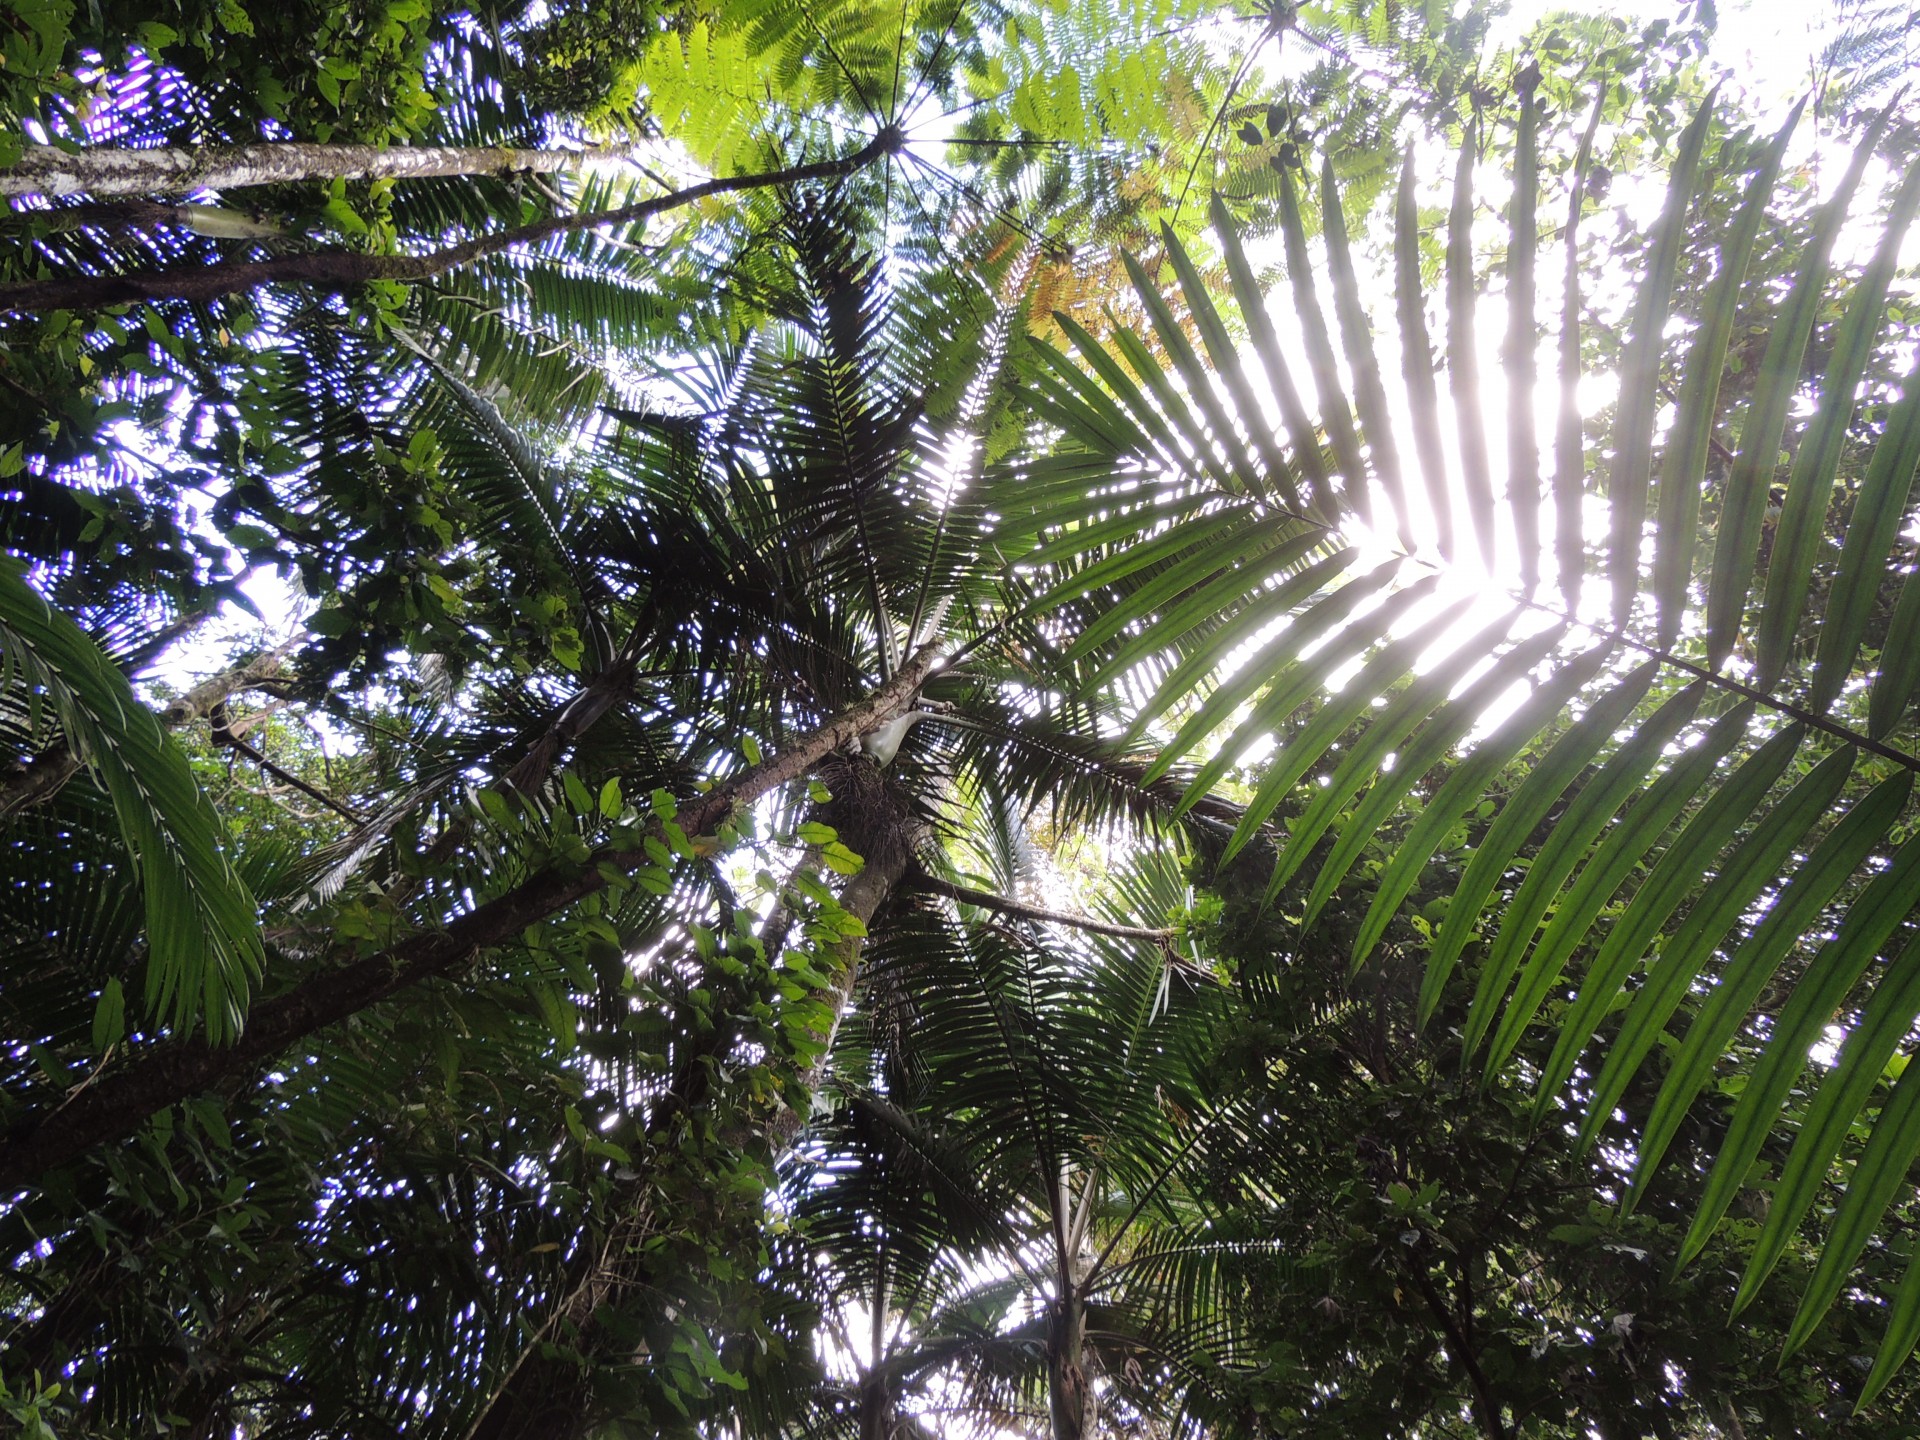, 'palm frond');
1010,95,1920,1398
